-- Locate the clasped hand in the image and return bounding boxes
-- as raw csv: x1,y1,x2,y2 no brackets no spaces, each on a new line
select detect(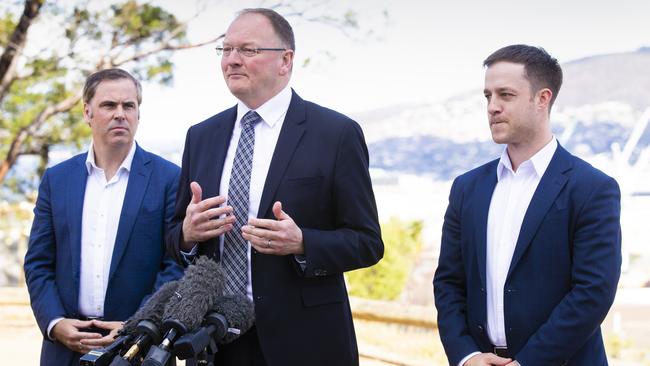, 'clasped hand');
52,318,123,354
